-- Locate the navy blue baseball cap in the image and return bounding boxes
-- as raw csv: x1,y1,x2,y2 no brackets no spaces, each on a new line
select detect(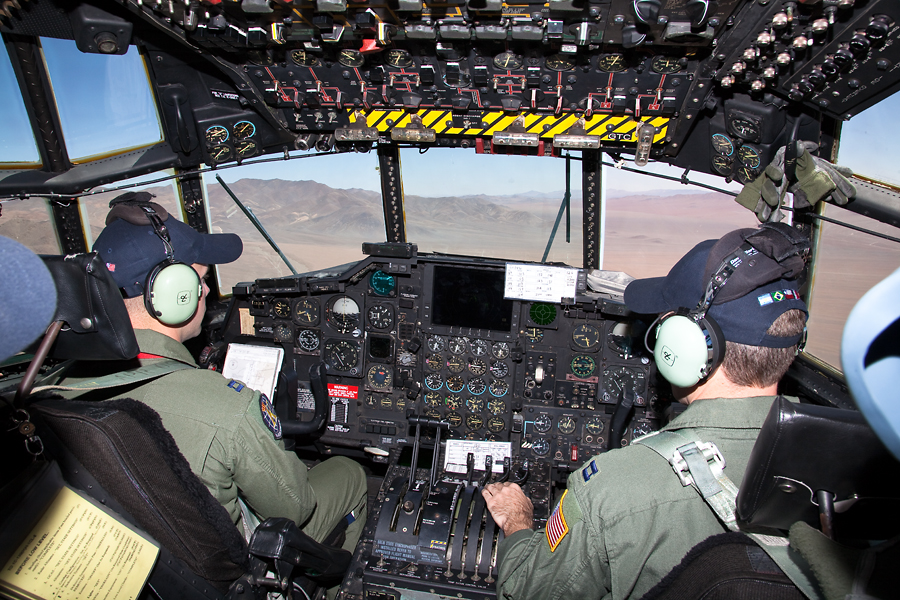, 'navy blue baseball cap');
0,235,57,362
93,193,242,298
625,227,808,348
